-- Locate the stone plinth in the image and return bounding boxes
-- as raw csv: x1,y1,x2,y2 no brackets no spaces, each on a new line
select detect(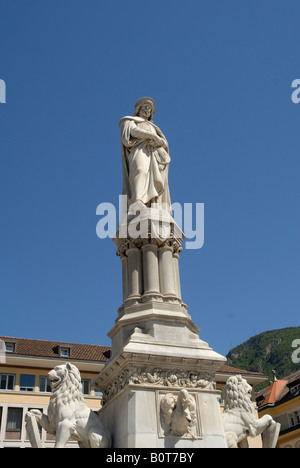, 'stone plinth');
94,209,227,448
94,330,227,448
